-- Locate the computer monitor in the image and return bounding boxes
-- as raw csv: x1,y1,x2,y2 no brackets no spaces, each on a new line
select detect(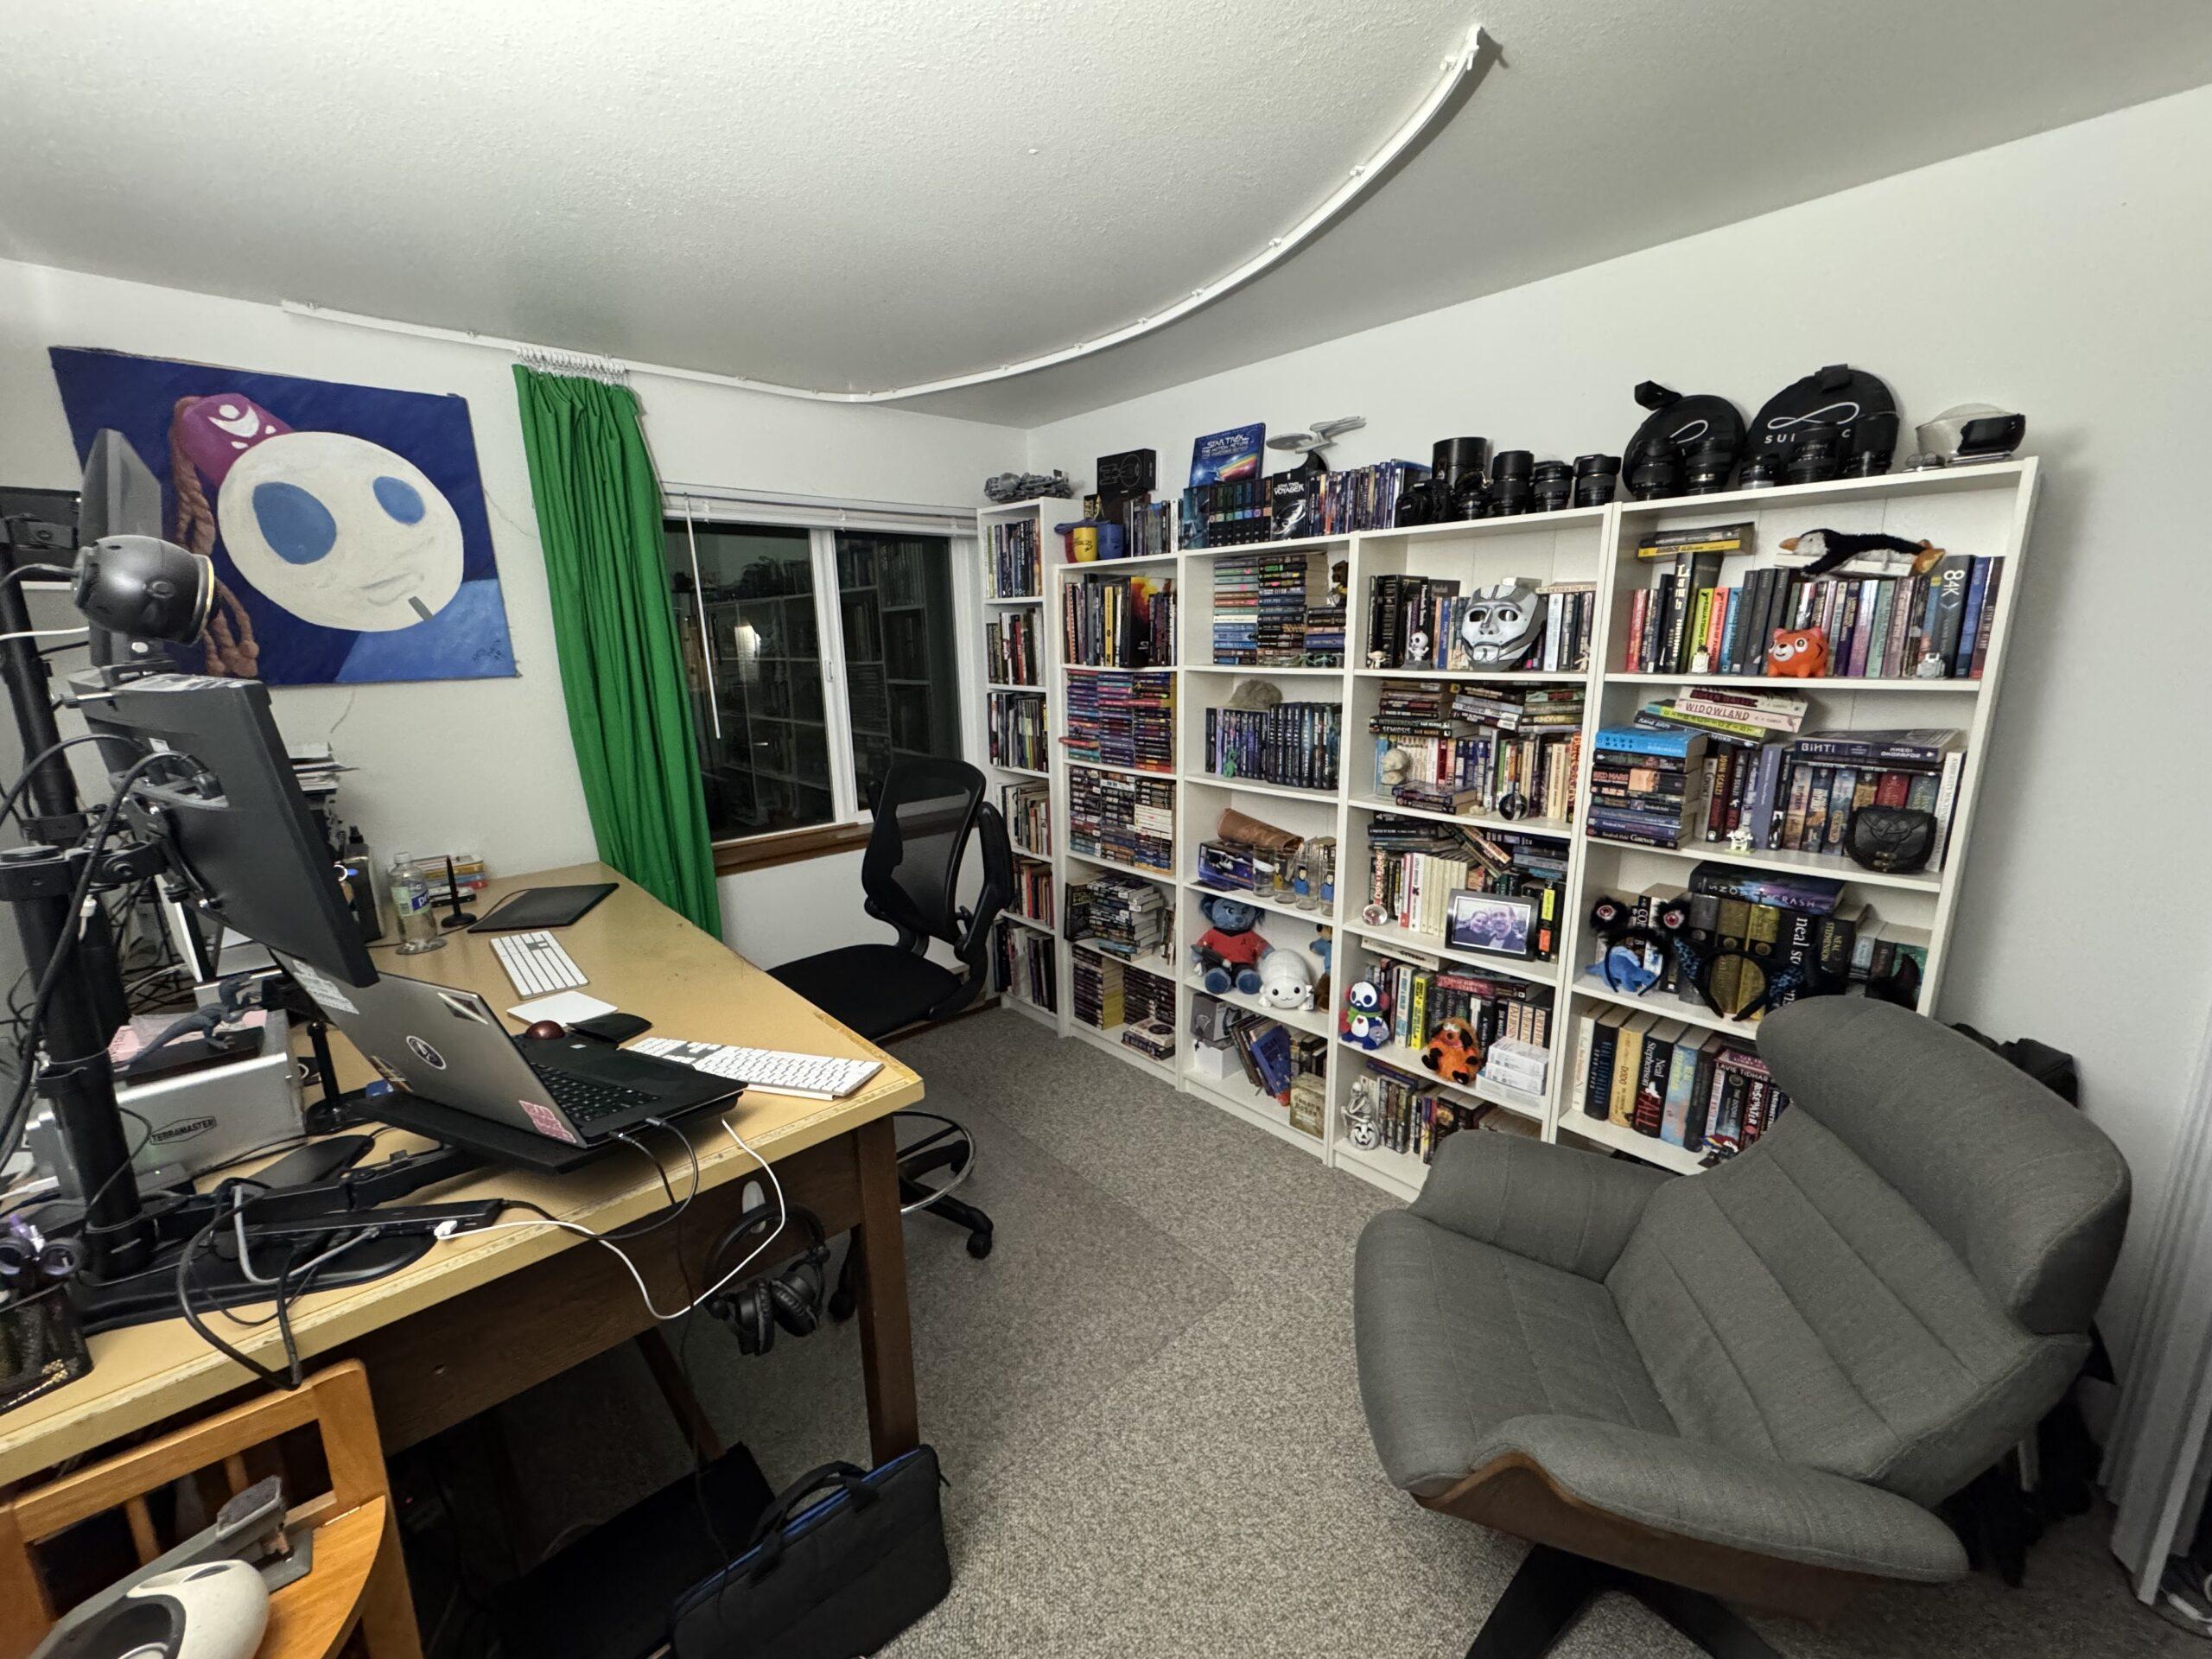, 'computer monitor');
83,673,378,987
